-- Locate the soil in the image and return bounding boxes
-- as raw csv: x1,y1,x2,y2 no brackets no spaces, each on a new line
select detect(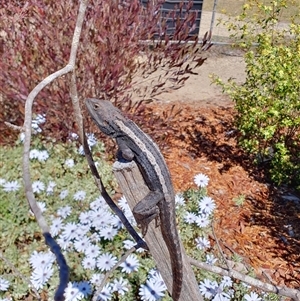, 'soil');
149,44,300,294
157,45,246,107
